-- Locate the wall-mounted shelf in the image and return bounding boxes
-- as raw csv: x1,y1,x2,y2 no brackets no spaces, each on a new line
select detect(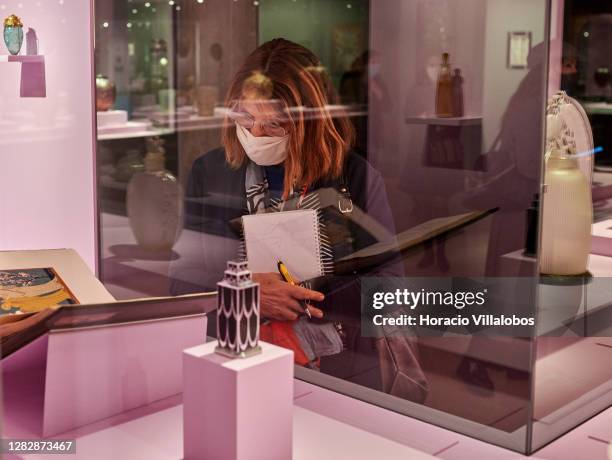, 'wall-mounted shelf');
0,54,44,63
405,115,482,126
97,104,368,141
97,127,175,141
